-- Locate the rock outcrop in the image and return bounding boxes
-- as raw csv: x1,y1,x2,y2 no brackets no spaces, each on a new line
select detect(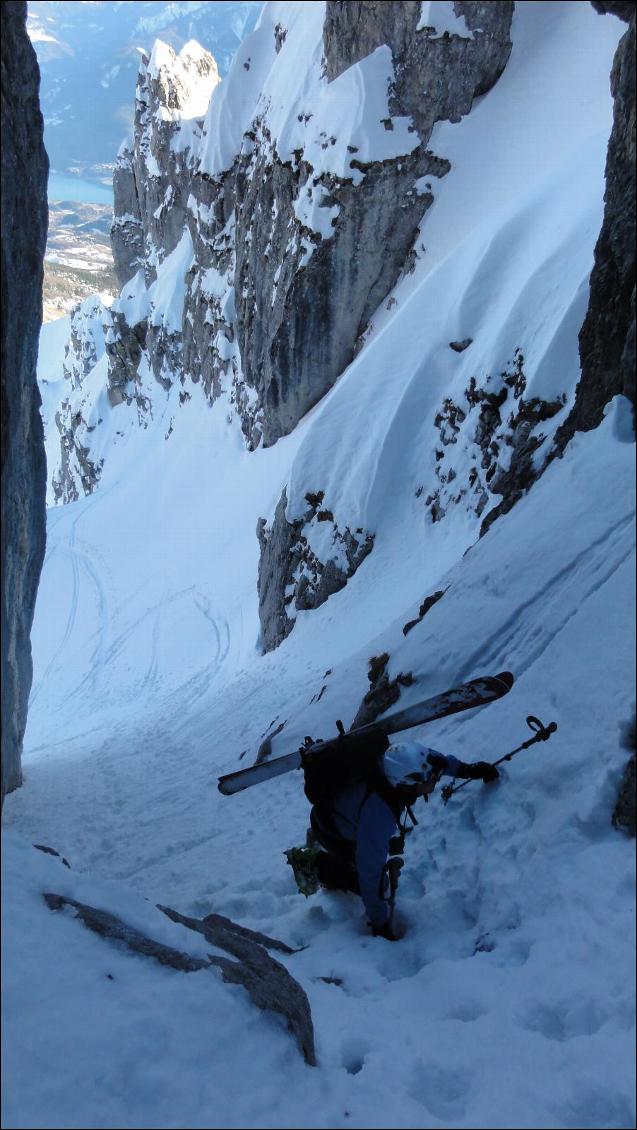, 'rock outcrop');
110,140,145,289
554,3,635,451
351,652,414,729
44,892,316,1065
231,1,513,448
413,350,566,536
111,40,220,290
105,3,512,445
62,294,109,389
50,295,110,504
612,712,636,837
1,1,48,806
257,490,374,652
